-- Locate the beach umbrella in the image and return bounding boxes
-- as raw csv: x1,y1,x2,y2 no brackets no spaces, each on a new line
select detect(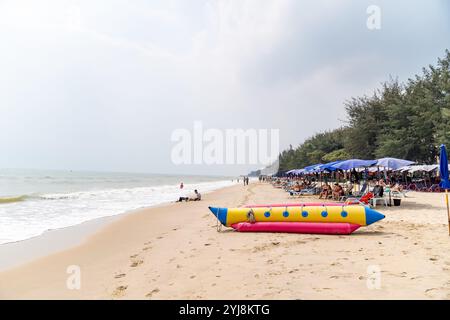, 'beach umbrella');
303,163,323,173
376,157,414,170
331,159,377,171
439,144,450,235
316,160,343,172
